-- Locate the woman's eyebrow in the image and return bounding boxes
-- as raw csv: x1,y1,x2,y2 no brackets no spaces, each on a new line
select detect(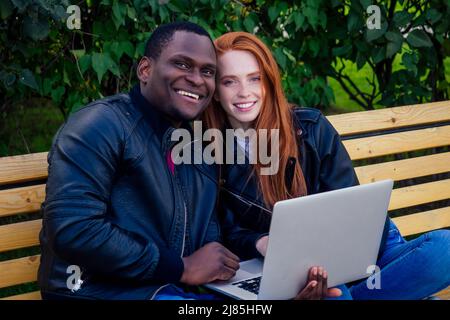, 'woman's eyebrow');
219,70,260,80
